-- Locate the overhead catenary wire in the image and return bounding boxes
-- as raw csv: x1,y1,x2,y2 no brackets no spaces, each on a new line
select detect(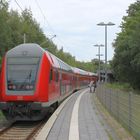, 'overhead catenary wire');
12,0,33,43
14,0,23,12
14,0,54,44
34,0,69,48
14,0,69,50
34,0,56,35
